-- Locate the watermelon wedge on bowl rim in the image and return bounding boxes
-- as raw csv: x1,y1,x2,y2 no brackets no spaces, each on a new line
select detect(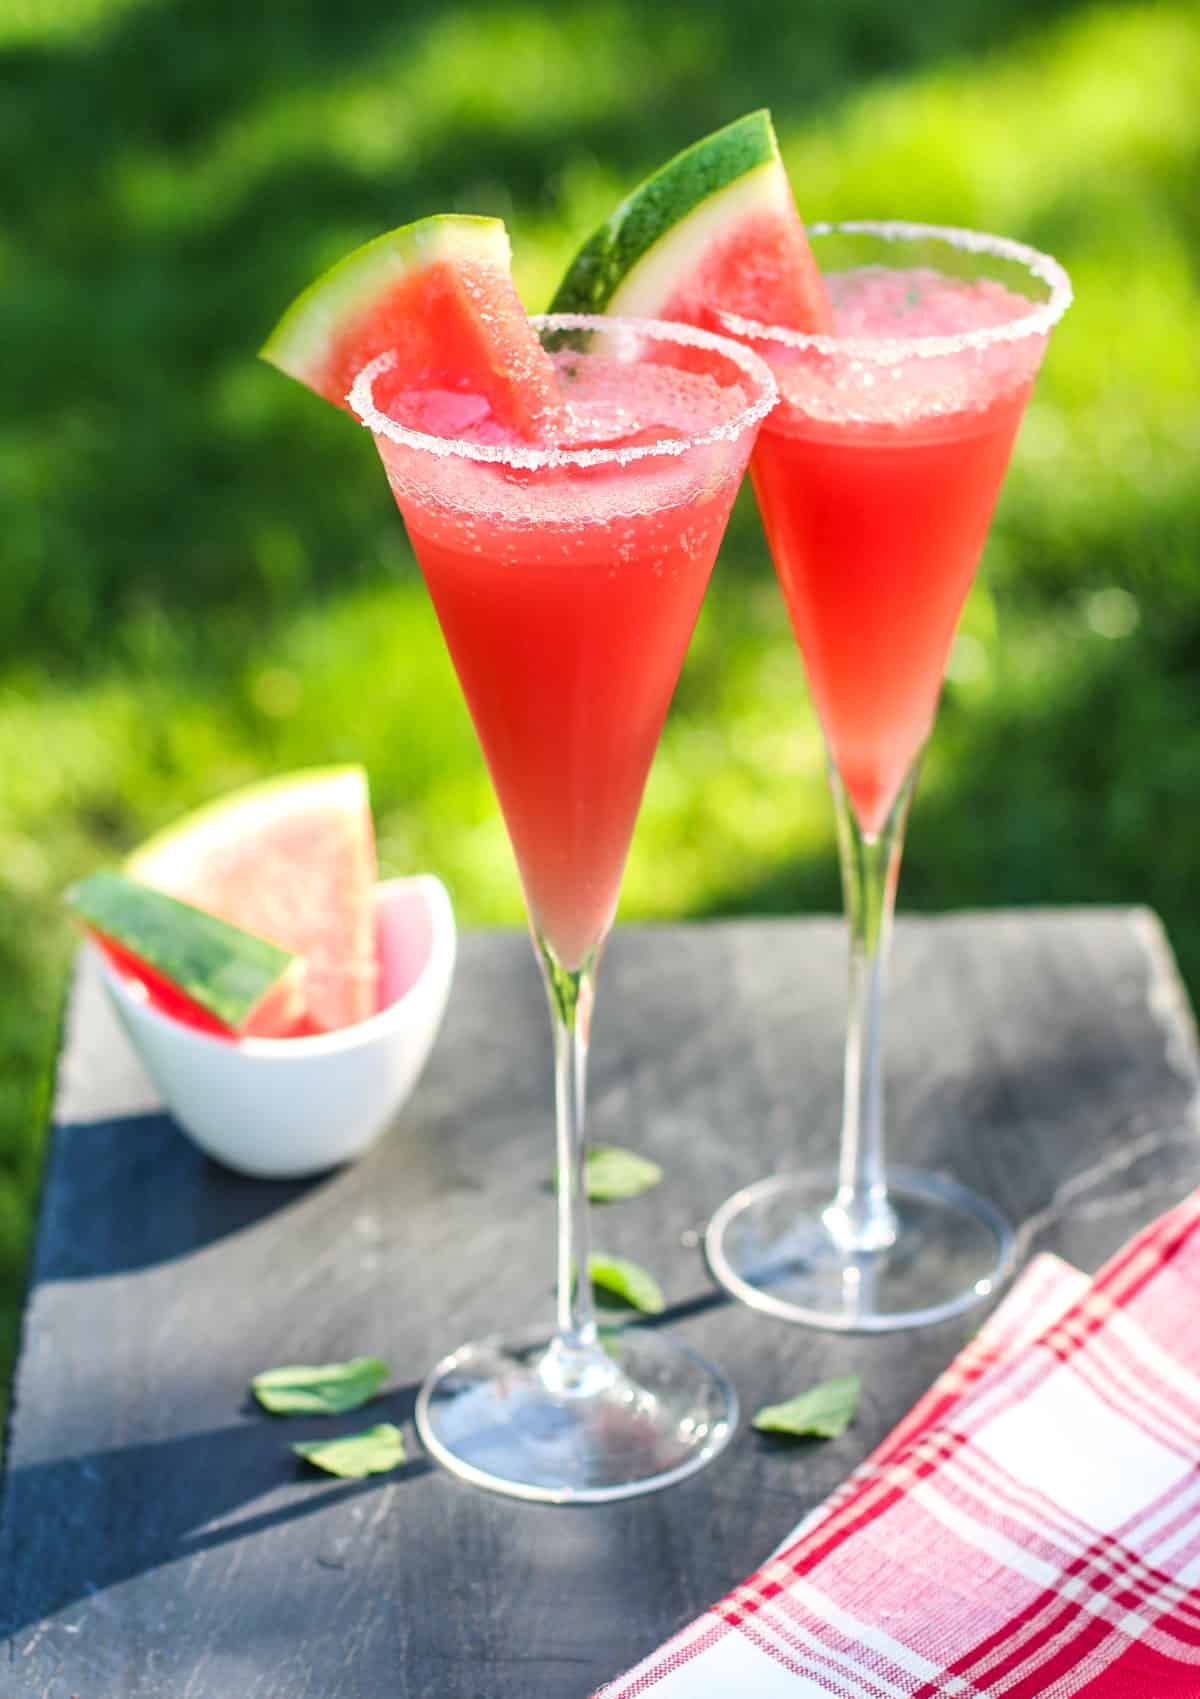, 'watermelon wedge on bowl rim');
92,875,456,1178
